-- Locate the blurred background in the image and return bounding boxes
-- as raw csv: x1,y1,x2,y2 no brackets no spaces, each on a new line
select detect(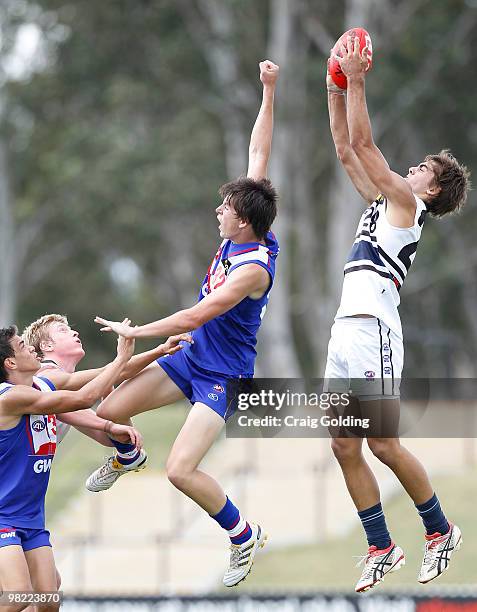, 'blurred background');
0,0,476,609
